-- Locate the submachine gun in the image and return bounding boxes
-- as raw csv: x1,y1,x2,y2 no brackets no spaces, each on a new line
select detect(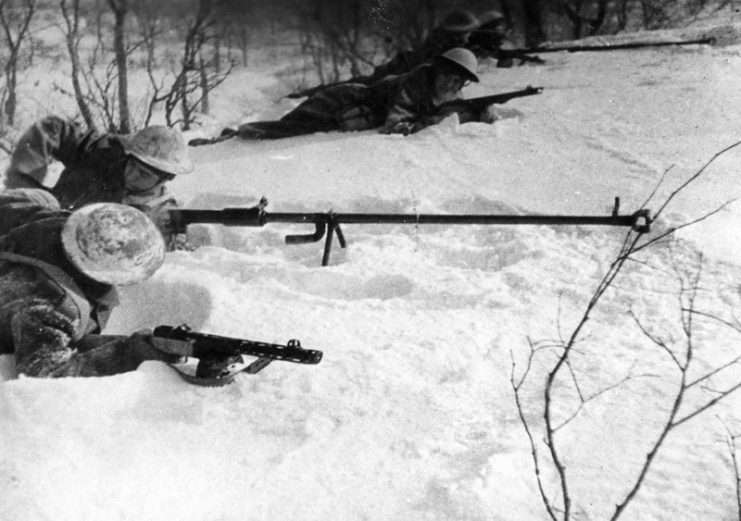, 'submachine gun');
168,197,652,267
